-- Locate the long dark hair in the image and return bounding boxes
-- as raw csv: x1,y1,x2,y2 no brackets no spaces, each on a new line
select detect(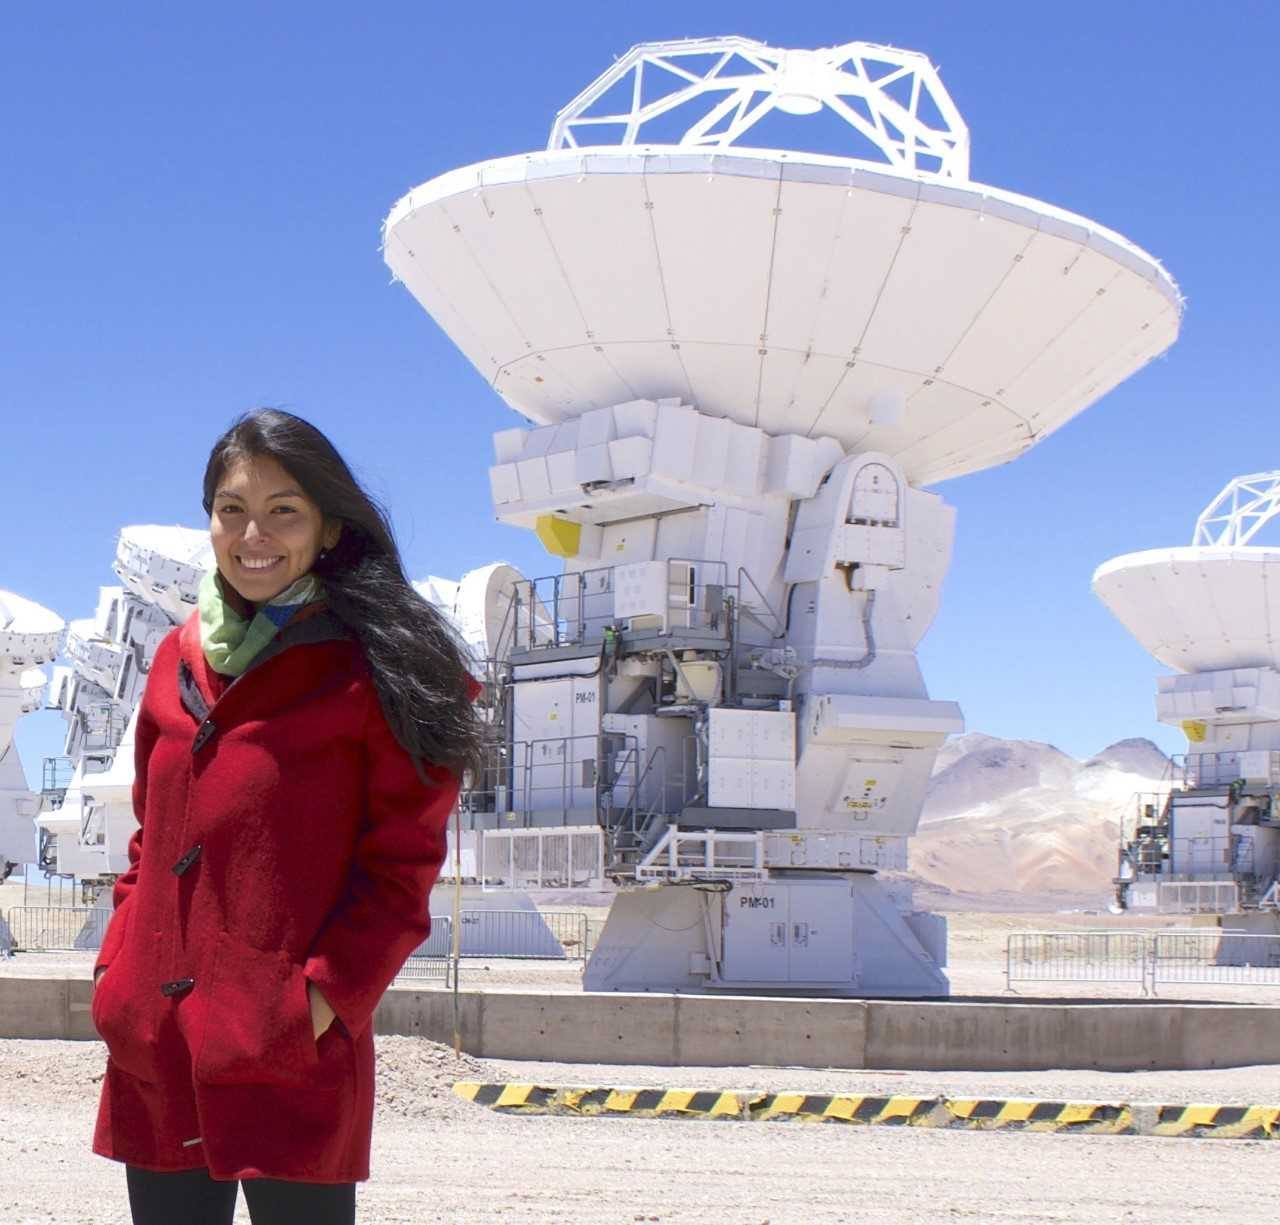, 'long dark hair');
202,408,482,778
